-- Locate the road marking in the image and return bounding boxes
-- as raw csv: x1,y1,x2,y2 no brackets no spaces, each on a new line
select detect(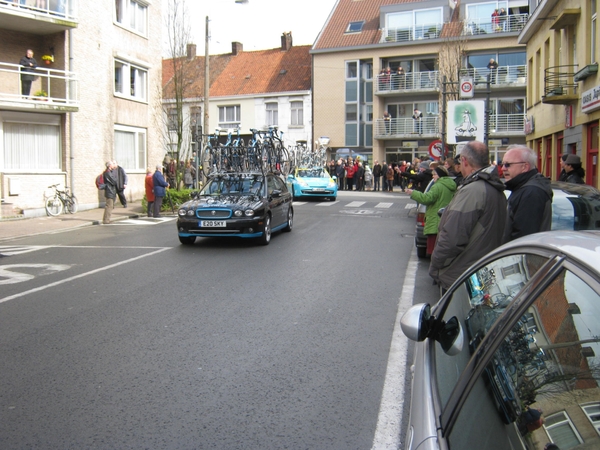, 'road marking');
0,248,169,304
345,201,366,207
0,245,52,257
372,249,418,450
375,202,393,208
405,203,417,209
316,201,338,206
292,201,307,205
0,264,70,285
